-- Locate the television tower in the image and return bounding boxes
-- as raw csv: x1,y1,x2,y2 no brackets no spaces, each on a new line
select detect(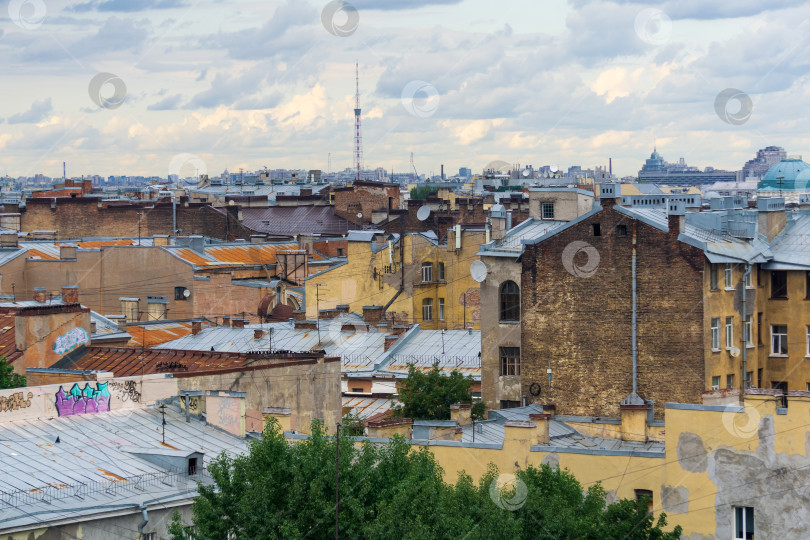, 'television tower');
354,61,363,181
